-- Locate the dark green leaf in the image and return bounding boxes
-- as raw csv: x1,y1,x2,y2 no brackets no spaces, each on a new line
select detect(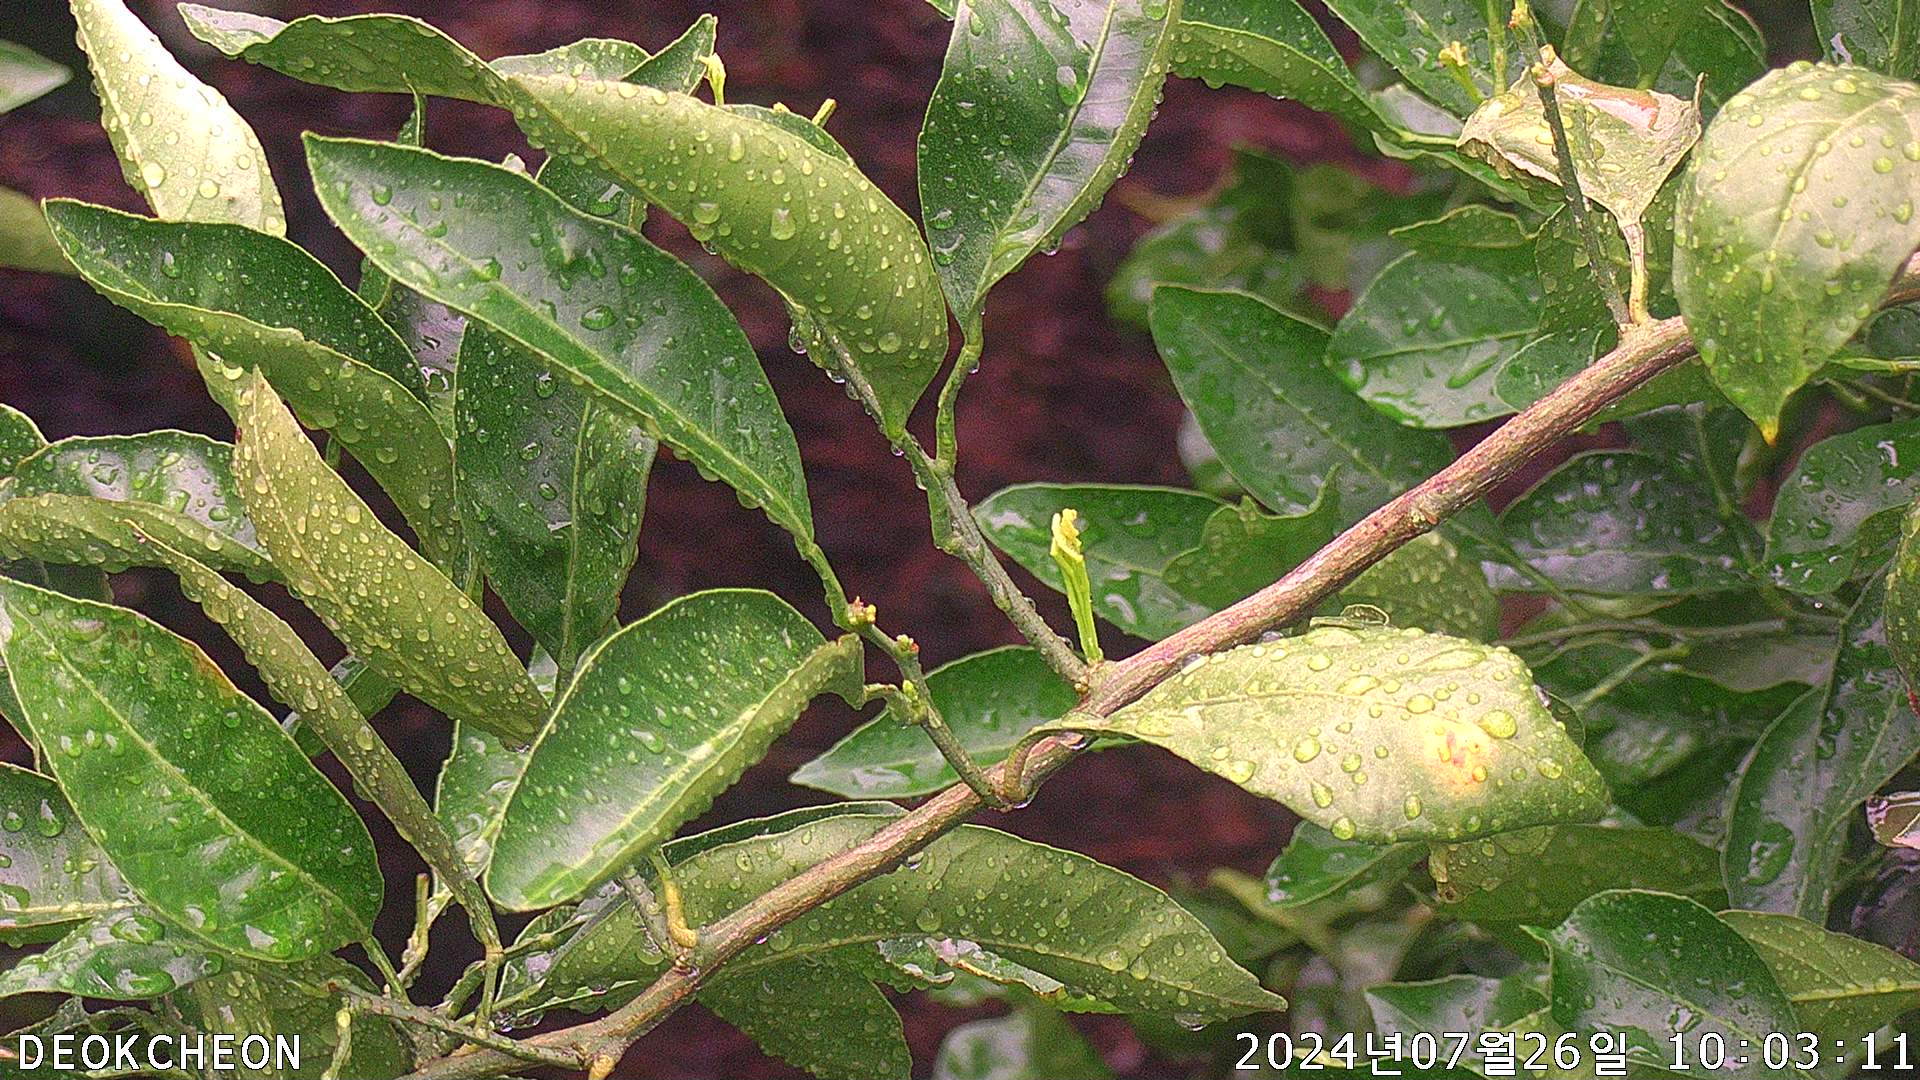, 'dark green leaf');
1728,583,1917,919
0,763,132,938
1563,0,1766,115
704,962,910,1080
974,483,1221,640
919,0,1179,323
792,646,1079,798
171,958,413,1079
1171,0,1395,134
1490,451,1753,595
932,1003,1112,1080
1673,63,1920,438
229,370,547,745
1528,890,1800,1079
1263,822,1421,907
1764,419,1920,593
0,909,224,1000
1159,492,1344,612
1151,286,1453,515
1814,0,1920,78
1431,825,1723,926
305,136,820,562
0,577,381,960
1041,623,1608,843
1321,0,1519,116
1366,975,1546,1055
72,0,283,233
1720,910,1920,1047
1336,533,1499,640
0,39,68,115
487,591,862,909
